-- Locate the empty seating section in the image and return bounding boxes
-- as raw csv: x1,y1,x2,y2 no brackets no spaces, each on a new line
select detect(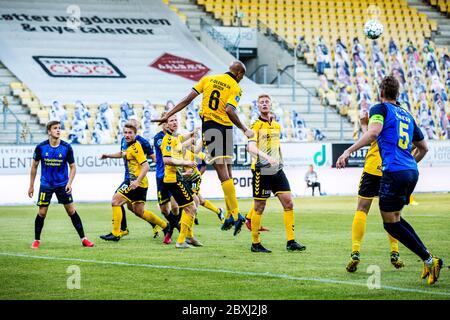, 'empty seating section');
199,0,431,47
200,0,450,140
